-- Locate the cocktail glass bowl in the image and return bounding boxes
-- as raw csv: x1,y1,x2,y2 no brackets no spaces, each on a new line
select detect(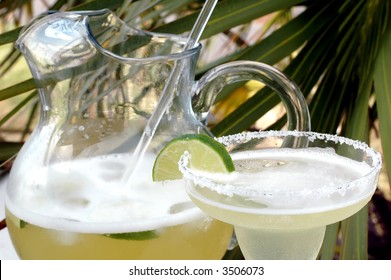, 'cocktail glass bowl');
179,131,382,259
